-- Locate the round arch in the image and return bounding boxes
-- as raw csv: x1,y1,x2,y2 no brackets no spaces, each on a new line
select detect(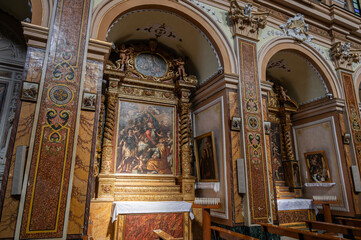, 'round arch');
30,0,53,27
258,37,342,99
90,0,237,74
354,65,361,102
